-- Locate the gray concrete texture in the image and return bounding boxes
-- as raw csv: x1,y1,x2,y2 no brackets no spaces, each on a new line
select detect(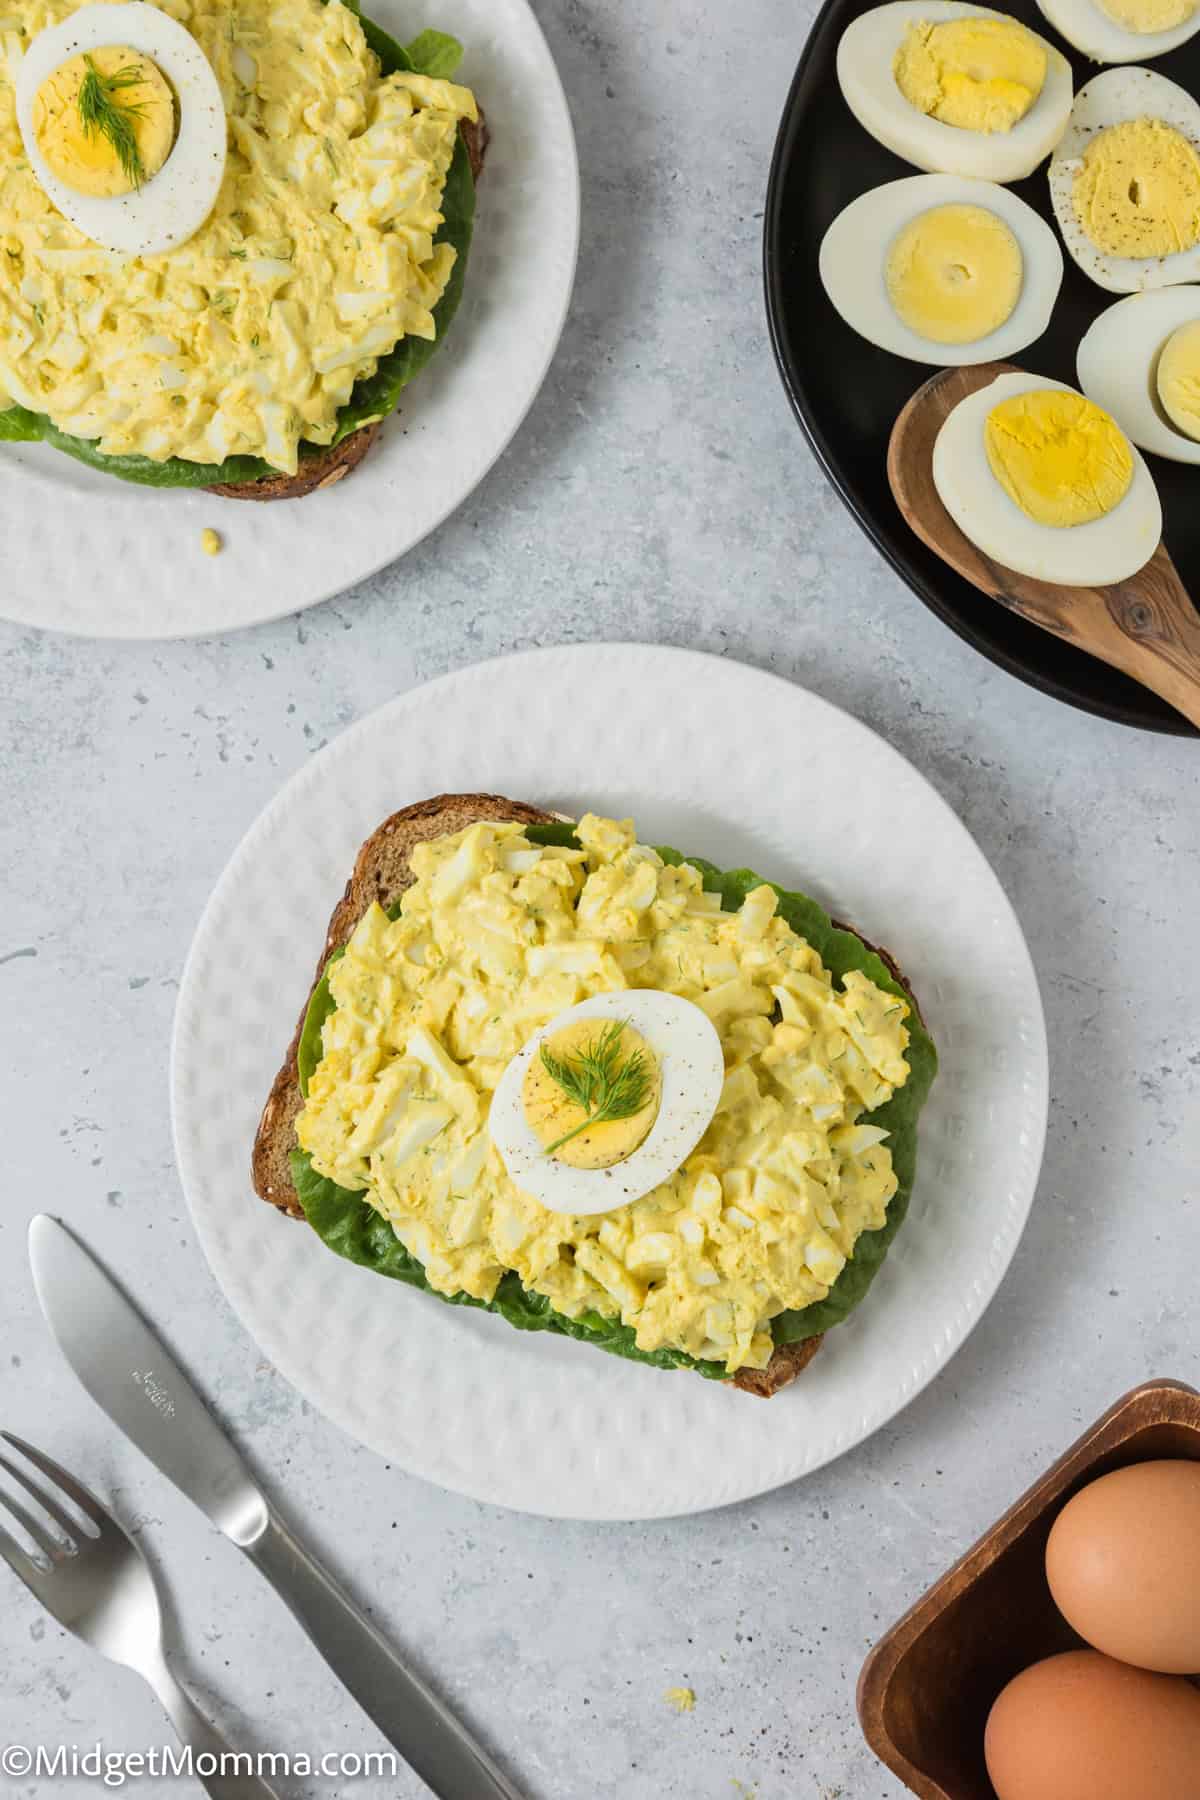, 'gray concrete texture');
1,0,1198,1794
